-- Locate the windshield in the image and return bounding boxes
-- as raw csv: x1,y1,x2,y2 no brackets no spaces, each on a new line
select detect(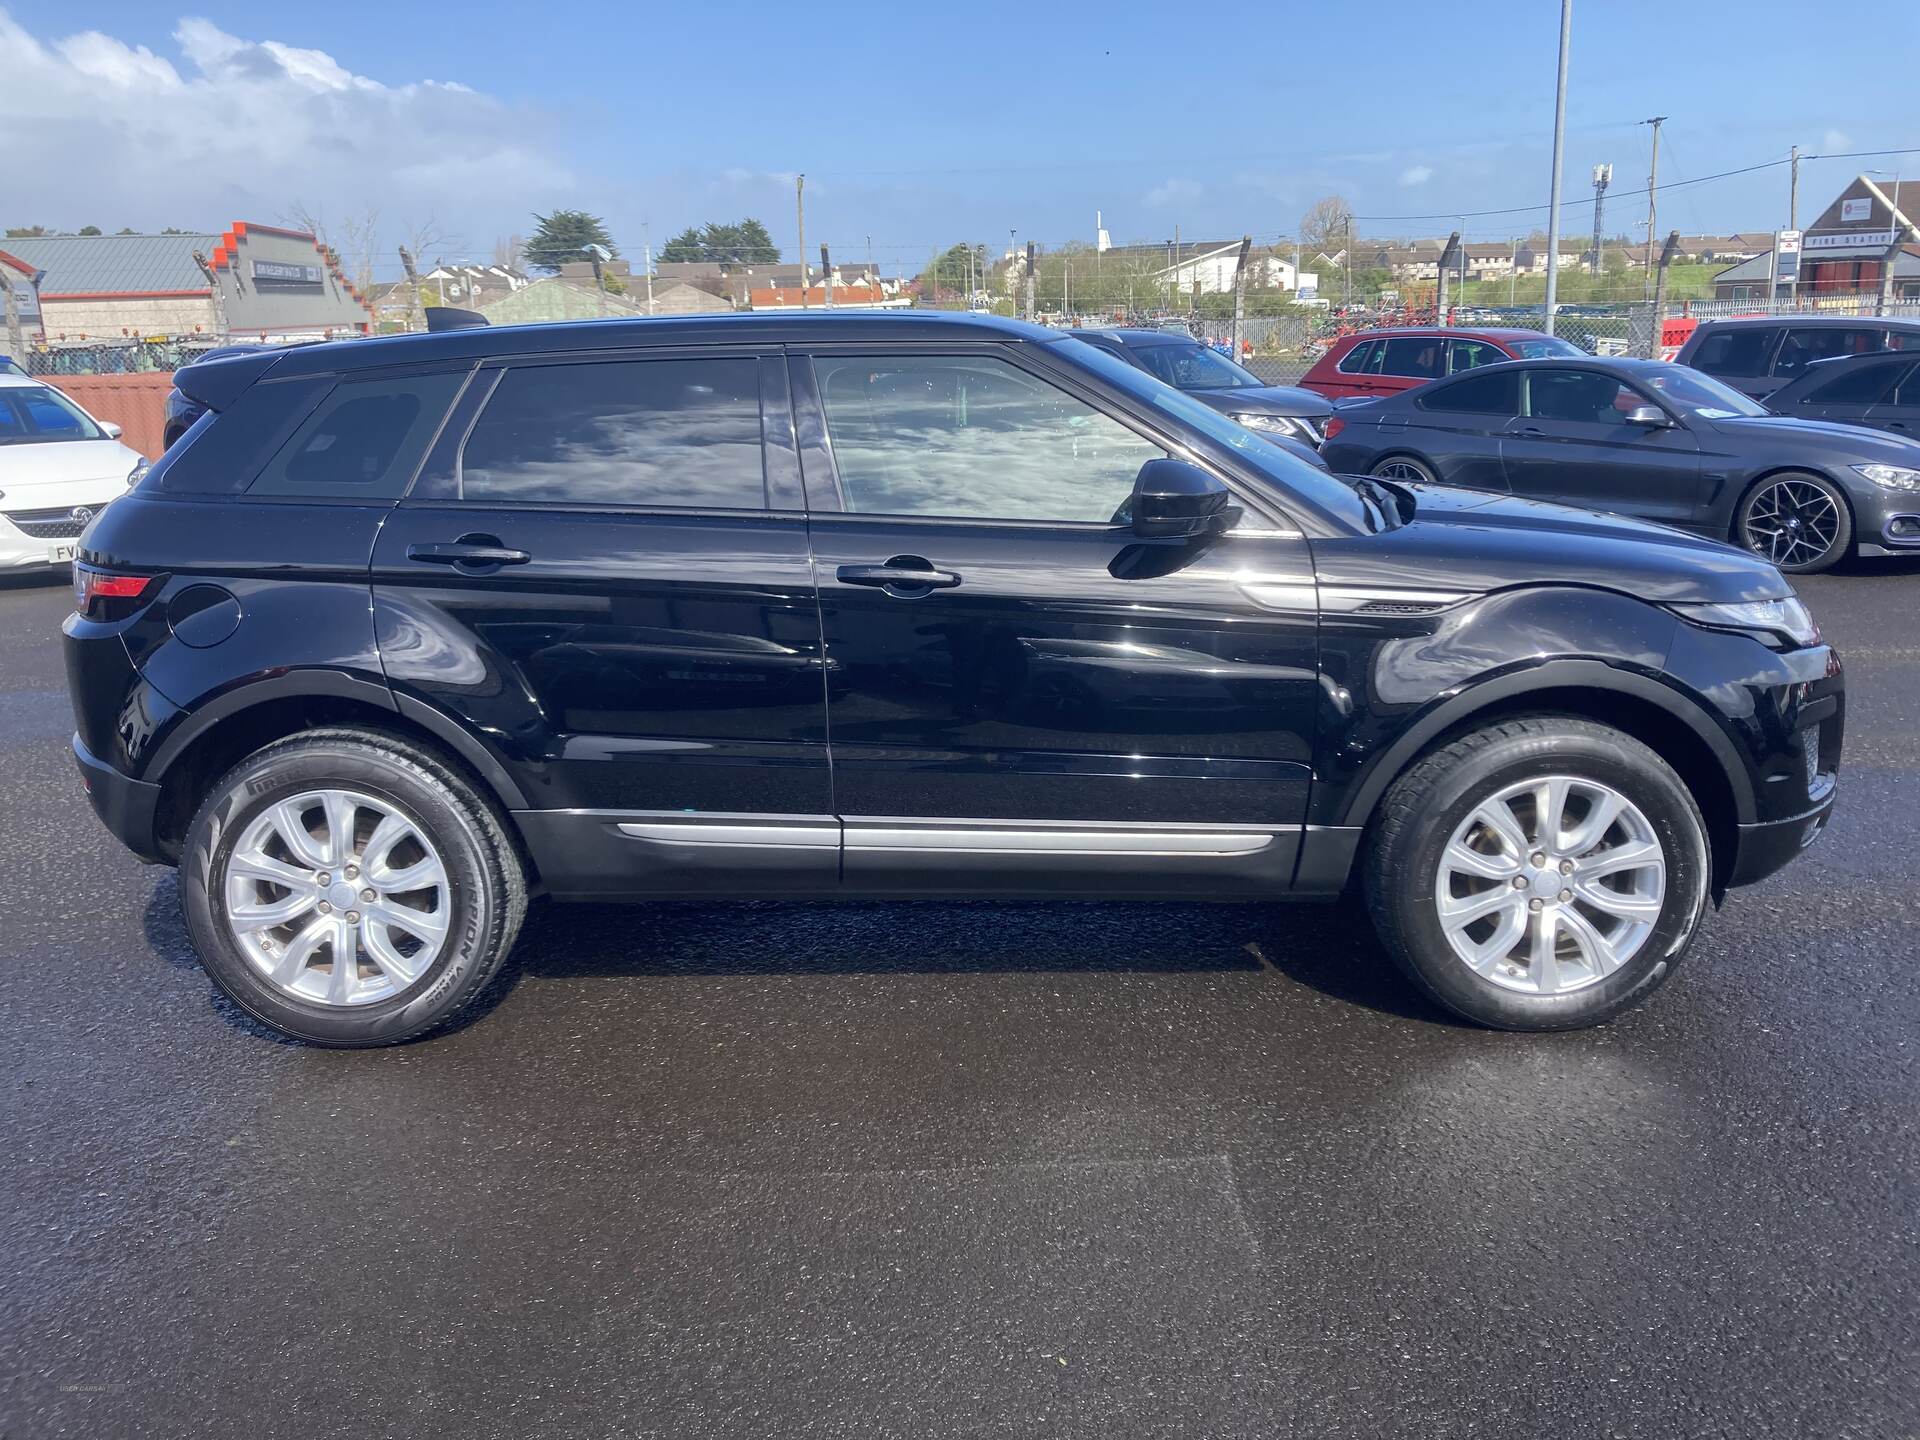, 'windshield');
1128,340,1262,391
1638,363,1769,418
1510,336,1585,359
0,384,106,444
1052,336,1370,531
